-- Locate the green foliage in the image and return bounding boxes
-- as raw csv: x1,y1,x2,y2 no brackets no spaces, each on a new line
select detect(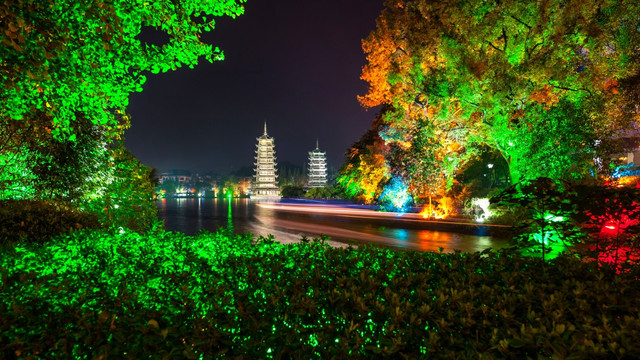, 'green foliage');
503,100,599,182
278,161,306,187
1,229,639,358
0,146,38,200
1,0,245,233
1,0,245,140
158,179,179,195
305,186,335,199
493,178,583,261
80,146,157,233
0,200,100,244
281,184,306,198
0,113,111,201
358,0,640,191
